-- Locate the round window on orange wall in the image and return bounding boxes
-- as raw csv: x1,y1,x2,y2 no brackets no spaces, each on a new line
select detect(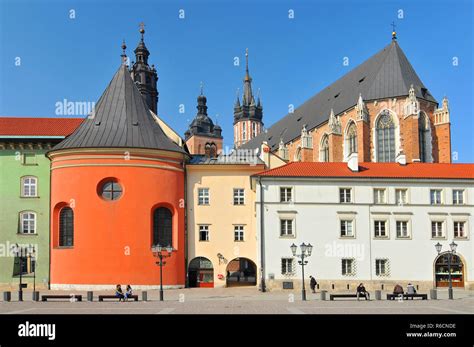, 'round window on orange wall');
98,179,123,201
